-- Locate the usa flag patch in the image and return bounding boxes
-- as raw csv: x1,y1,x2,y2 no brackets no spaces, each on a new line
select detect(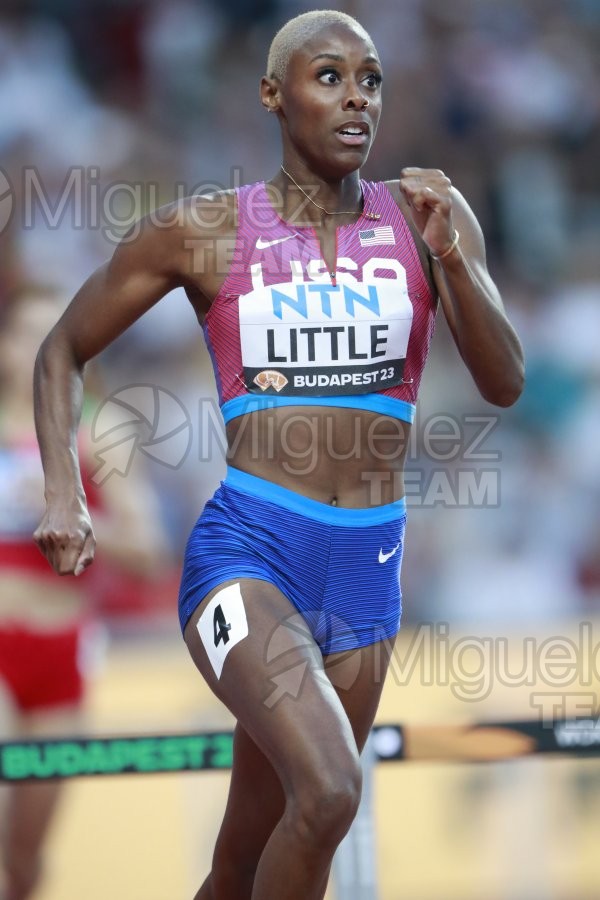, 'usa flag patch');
358,226,395,246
